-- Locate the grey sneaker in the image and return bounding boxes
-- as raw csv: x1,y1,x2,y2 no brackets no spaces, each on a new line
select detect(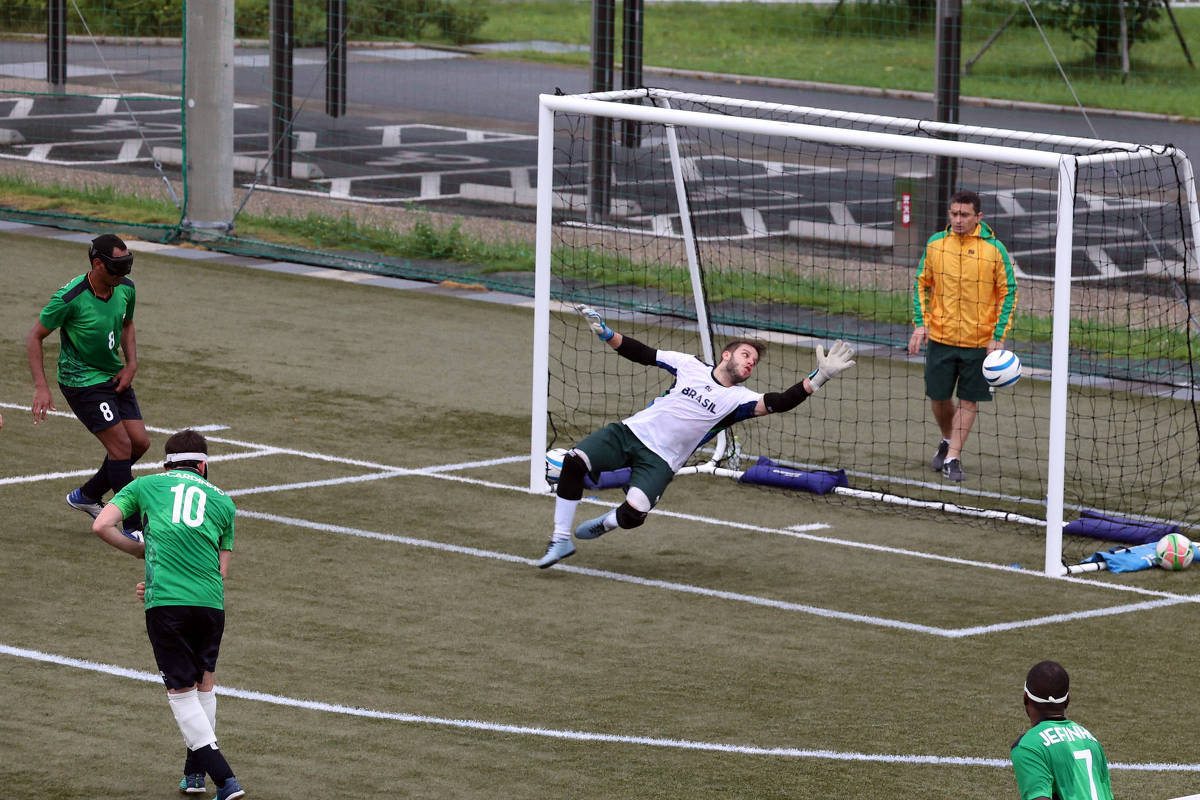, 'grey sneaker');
535,538,575,568
942,458,965,482
574,513,612,540
931,440,950,471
